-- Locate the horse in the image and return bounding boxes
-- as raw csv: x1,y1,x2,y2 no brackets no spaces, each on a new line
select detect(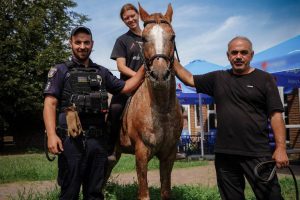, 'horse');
107,4,183,200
